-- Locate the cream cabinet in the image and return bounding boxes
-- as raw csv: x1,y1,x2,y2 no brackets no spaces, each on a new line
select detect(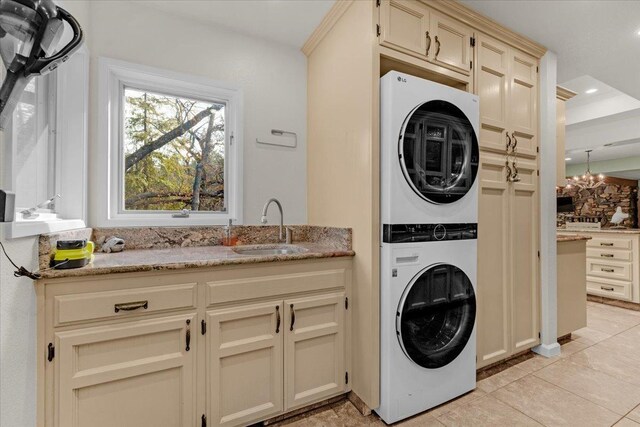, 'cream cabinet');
37,258,352,427
380,0,473,76
55,314,196,427
576,232,640,303
476,146,540,367
476,33,538,158
556,87,577,187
